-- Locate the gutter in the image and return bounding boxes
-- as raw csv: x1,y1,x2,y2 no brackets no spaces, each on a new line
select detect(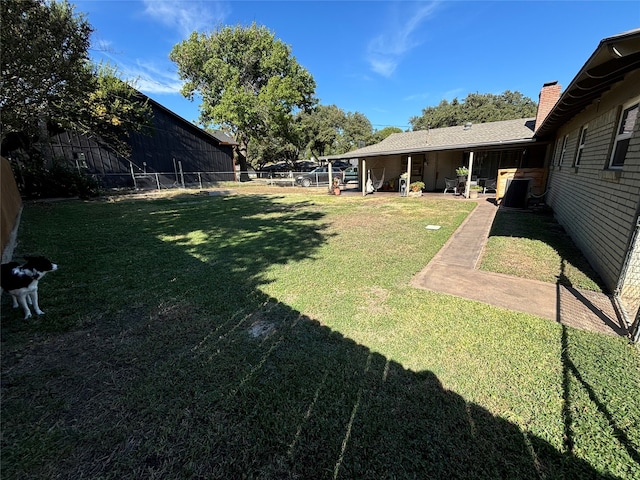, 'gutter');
322,137,539,161
535,28,640,138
